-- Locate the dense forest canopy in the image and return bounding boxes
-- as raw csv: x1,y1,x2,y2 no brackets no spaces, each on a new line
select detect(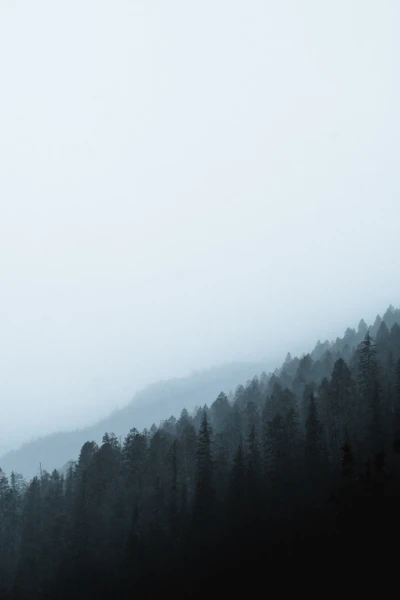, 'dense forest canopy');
1,304,400,598
0,361,271,480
